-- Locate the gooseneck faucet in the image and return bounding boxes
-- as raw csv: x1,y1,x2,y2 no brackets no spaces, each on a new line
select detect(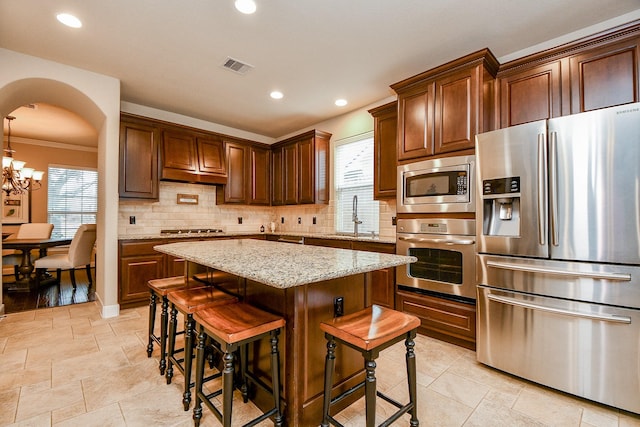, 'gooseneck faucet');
352,195,363,237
